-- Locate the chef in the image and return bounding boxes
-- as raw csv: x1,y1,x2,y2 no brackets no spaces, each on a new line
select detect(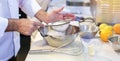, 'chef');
0,0,75,60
